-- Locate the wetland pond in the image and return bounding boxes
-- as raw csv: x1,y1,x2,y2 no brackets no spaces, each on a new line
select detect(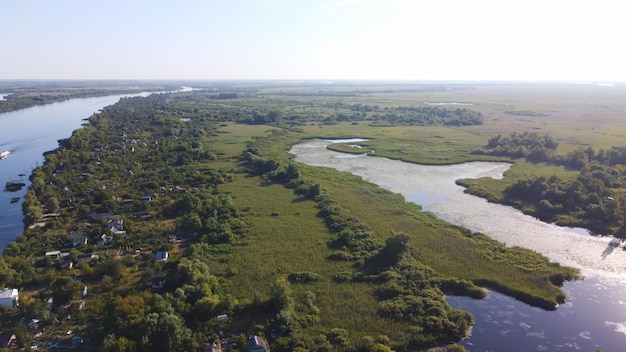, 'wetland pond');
290,139,626,352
